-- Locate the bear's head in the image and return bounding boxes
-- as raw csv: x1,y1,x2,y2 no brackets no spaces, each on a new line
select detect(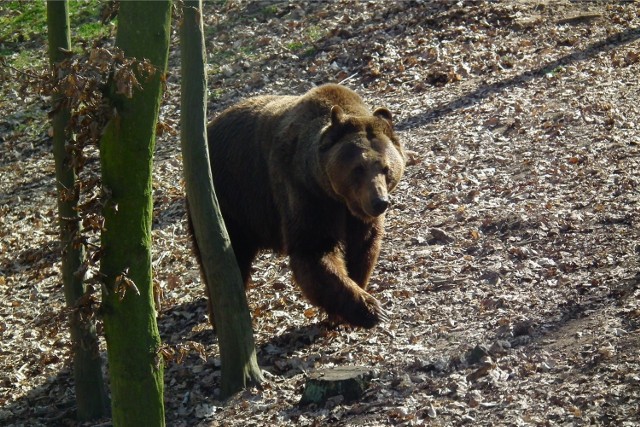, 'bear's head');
320,105,405,221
